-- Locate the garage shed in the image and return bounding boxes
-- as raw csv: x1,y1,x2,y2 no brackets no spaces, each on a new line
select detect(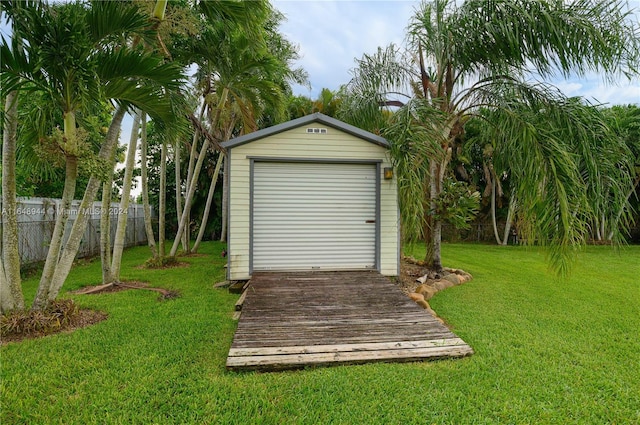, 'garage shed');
221,113,399,280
